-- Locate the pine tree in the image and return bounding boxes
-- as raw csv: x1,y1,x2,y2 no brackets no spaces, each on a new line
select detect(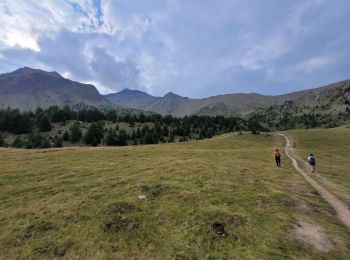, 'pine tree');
95,121,104,143
136,127,142,138
53,135,63,148
130,129,136,140
70,122,82,143
84,123,103,146
85,123,96,145
169,131,175,142
105,129,117,145
38,114,52,132
106,110,118,122
116,129,128,146
11,113,33,134
144,132,154,144
162,125,169,137
199,128,206,139
151,128,160,143
62,131,70,141
0,132,4,147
